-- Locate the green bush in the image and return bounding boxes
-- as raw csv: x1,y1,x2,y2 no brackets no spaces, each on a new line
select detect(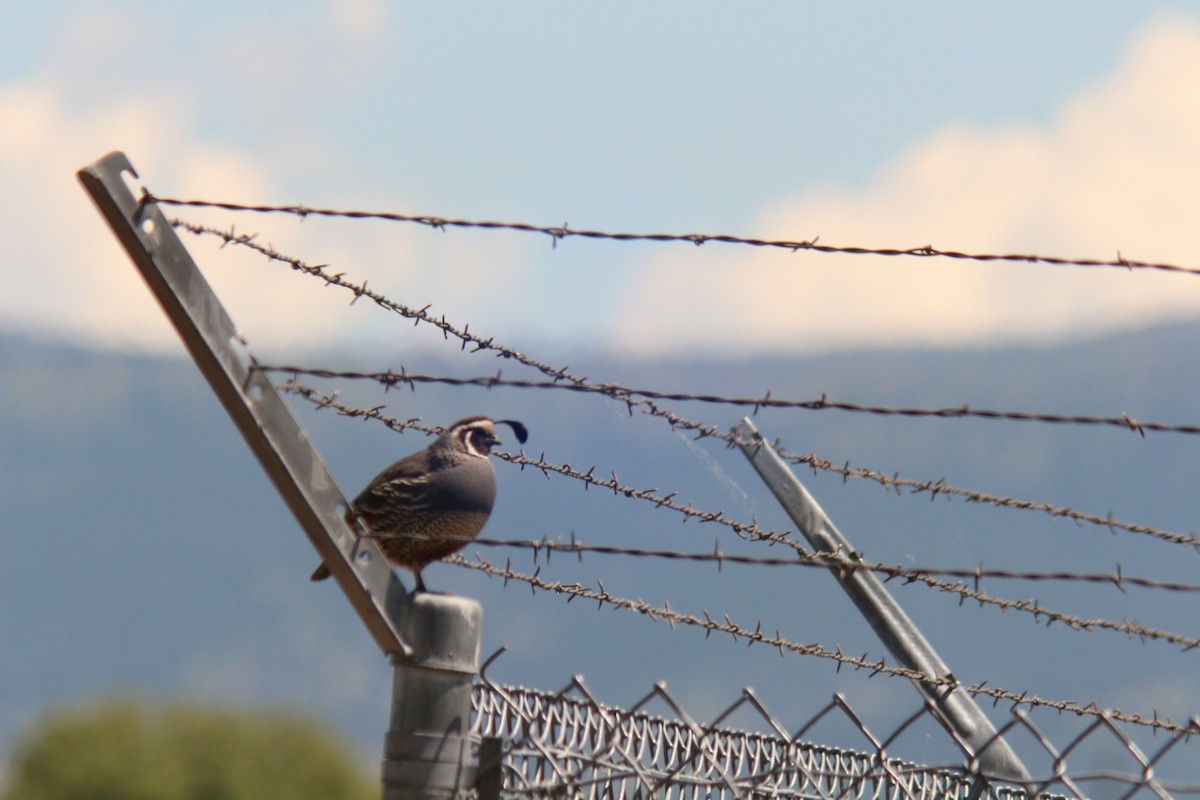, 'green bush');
4,698,376,800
